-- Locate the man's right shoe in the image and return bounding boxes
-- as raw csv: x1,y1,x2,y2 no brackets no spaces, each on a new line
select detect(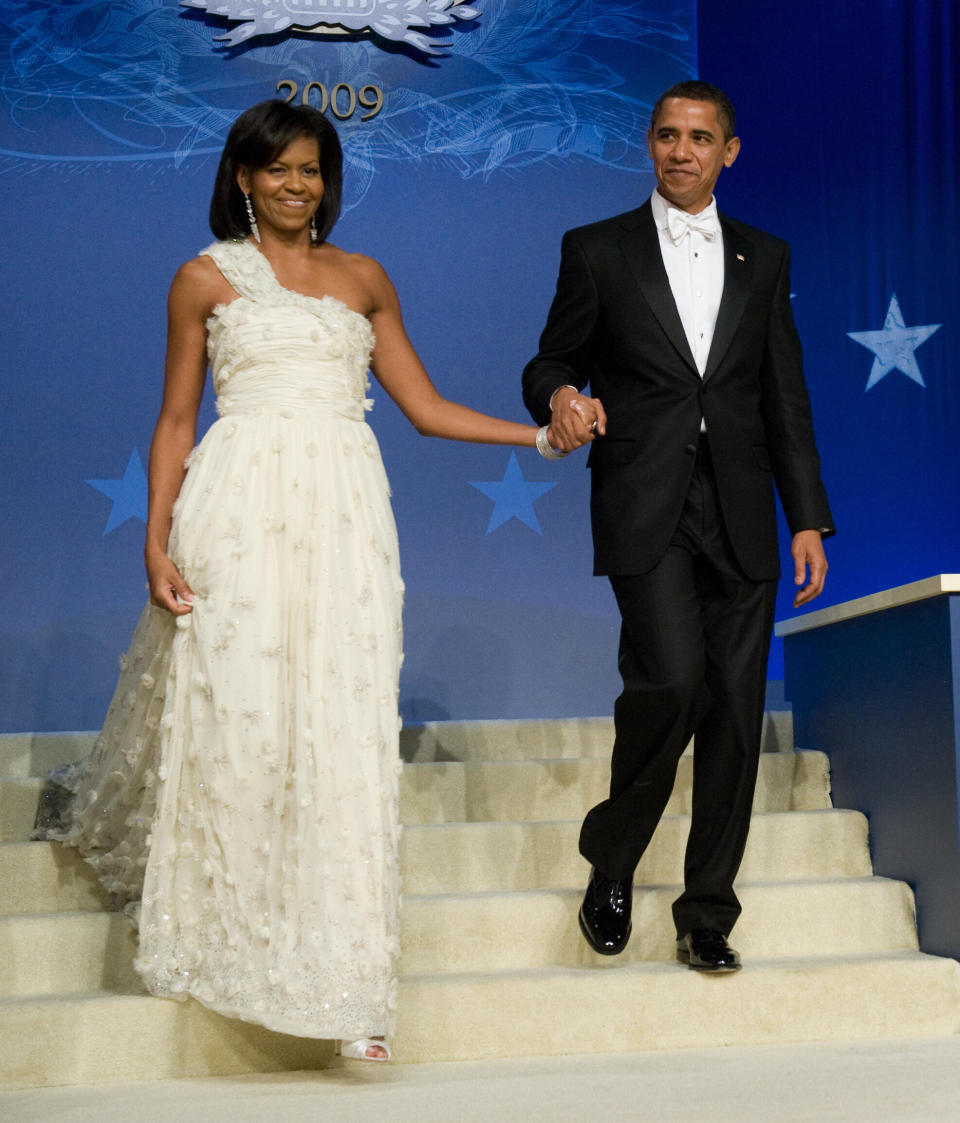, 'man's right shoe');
578,867,633,955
